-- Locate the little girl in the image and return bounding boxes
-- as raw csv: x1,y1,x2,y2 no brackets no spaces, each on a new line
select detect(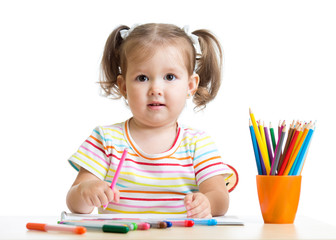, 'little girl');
66,23,238,218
